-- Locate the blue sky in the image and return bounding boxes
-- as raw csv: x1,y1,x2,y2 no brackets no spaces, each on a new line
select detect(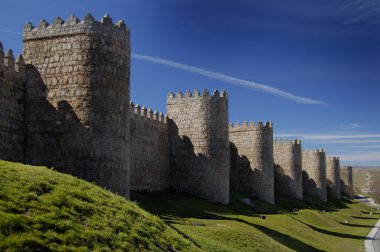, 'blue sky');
0,0,379,166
